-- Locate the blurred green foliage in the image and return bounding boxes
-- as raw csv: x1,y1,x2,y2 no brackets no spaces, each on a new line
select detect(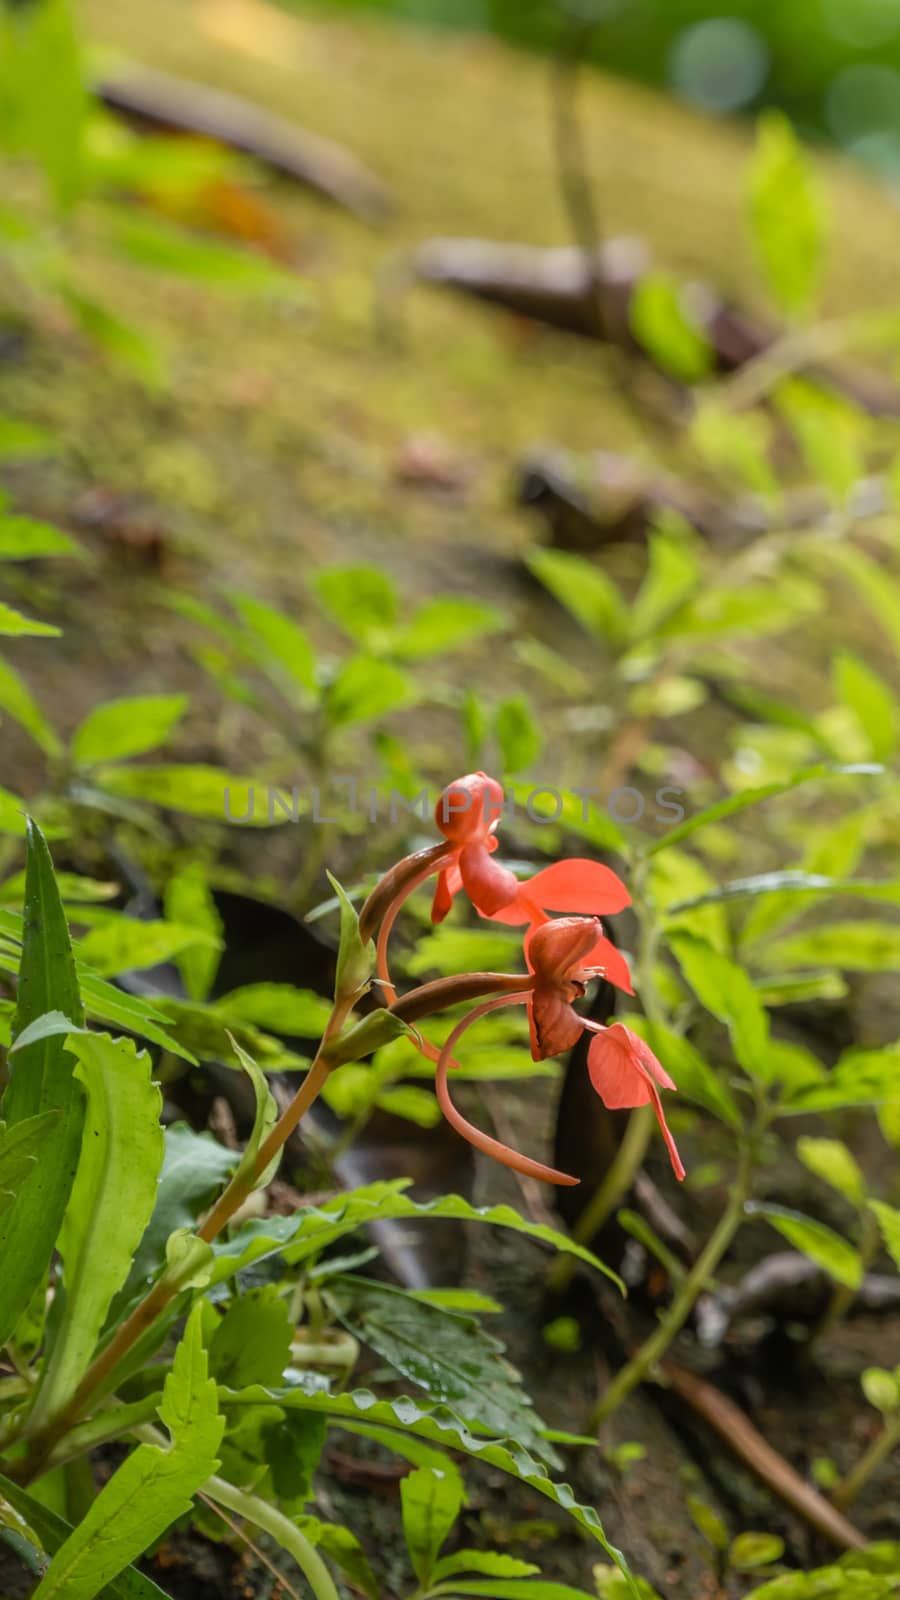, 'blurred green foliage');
298,0,900,177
